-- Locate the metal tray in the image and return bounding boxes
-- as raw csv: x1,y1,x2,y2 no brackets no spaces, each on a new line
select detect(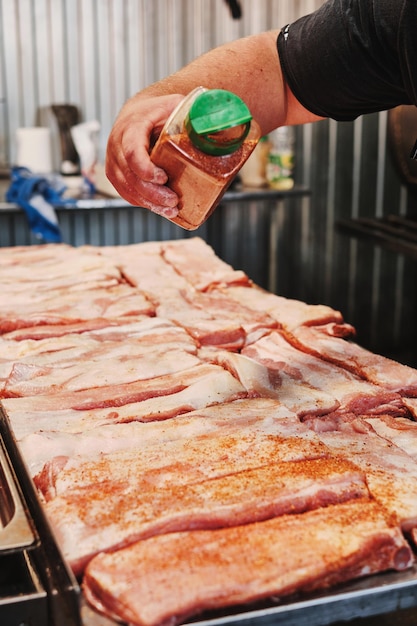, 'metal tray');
183,564,417,626
0,408,82,626
0,434,35,552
